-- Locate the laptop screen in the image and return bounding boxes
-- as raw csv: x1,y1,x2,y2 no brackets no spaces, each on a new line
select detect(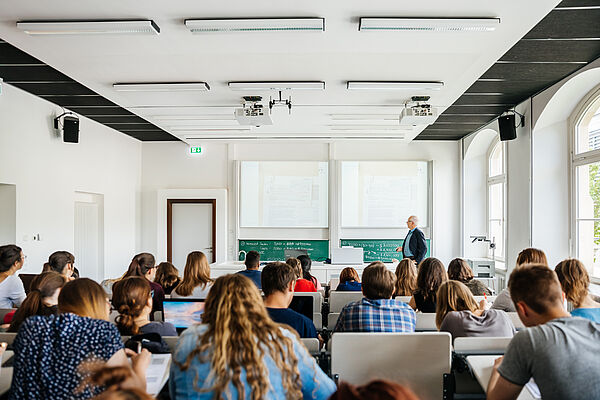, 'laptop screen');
162,299,205,329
